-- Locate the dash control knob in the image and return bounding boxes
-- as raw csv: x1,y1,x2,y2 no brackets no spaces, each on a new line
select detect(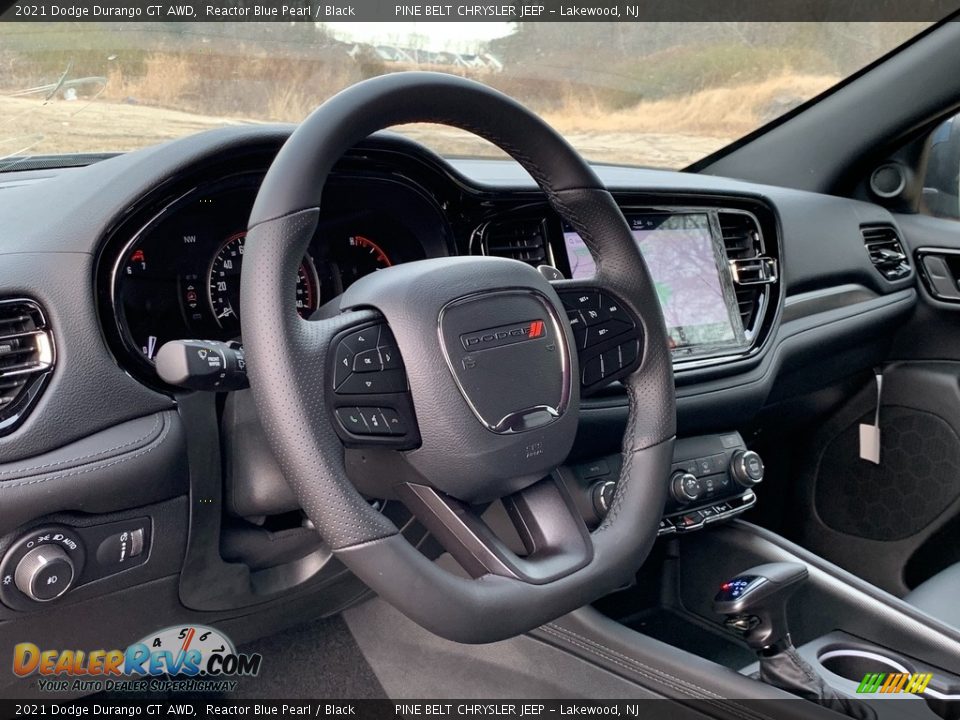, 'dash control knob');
591,480,617,517
670,471,703,504
731,450,765,488
15,545,75,602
